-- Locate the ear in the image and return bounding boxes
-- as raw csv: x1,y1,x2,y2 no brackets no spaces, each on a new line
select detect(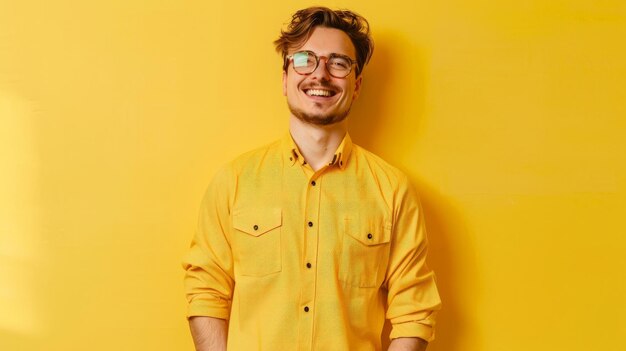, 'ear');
282,71,287,96
352,75,363,101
